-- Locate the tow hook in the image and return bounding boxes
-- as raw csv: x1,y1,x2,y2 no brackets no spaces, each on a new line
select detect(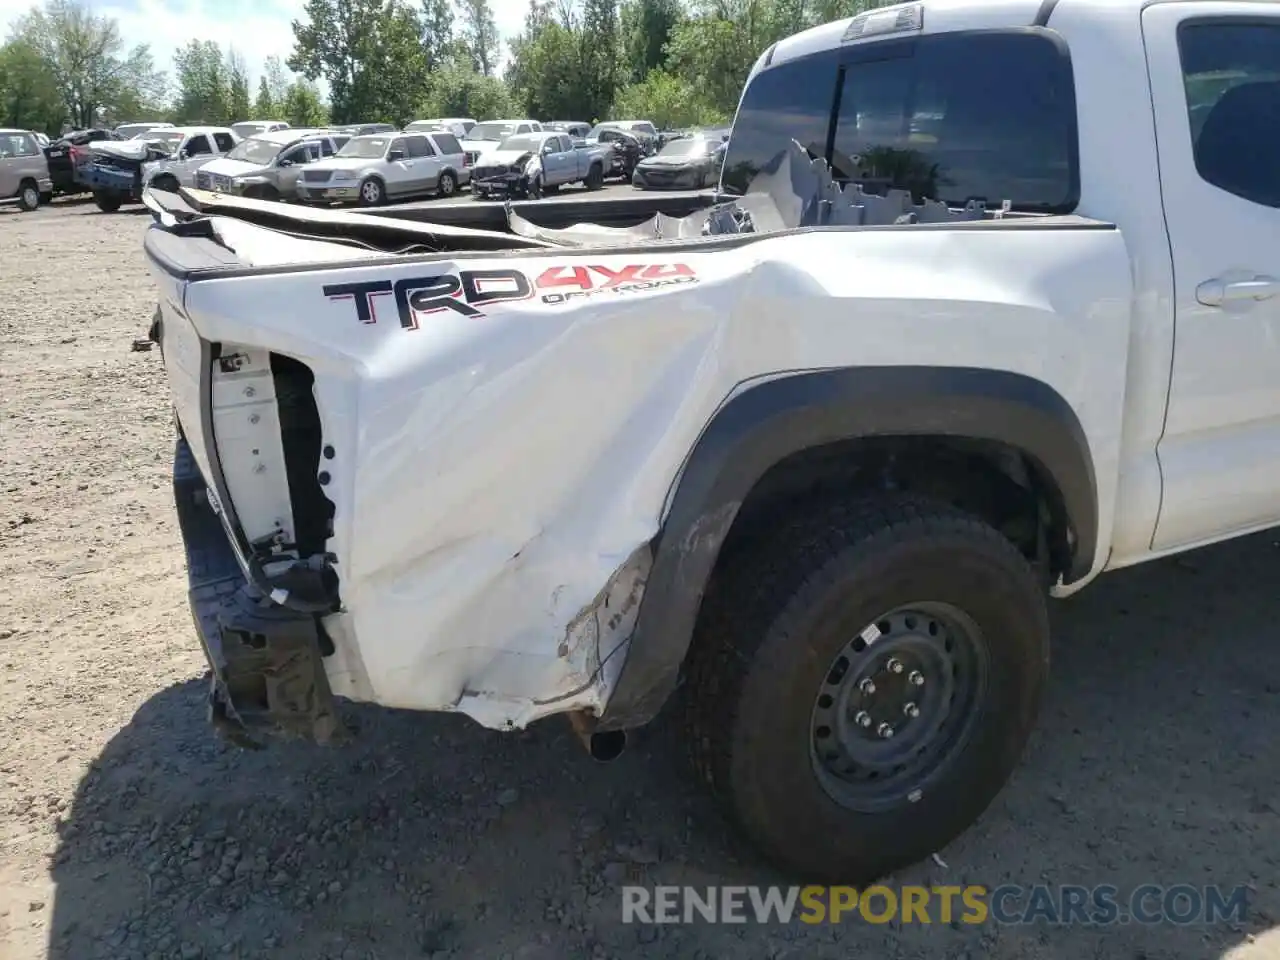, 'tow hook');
567,710,627,762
